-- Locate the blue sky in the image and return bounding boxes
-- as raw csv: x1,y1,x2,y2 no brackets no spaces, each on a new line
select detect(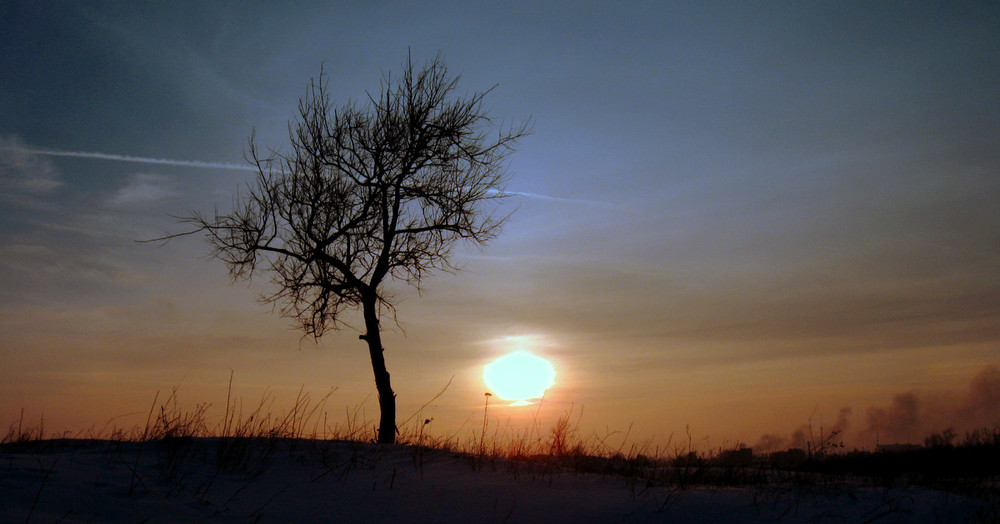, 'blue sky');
2,1,998,448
